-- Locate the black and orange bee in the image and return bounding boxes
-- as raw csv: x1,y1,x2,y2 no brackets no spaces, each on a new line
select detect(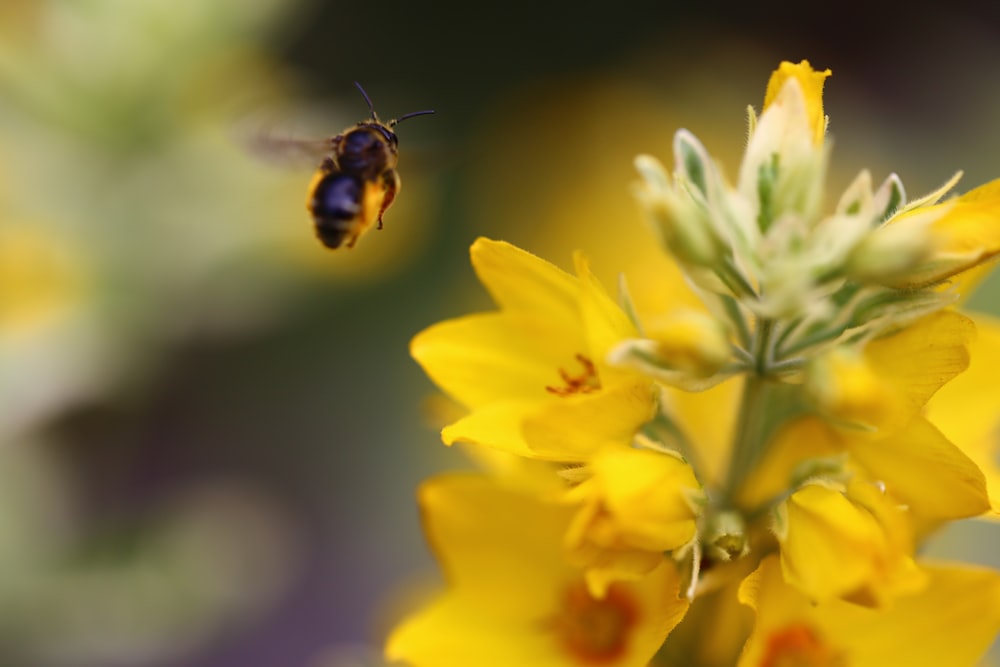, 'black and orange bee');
304,83,434,249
